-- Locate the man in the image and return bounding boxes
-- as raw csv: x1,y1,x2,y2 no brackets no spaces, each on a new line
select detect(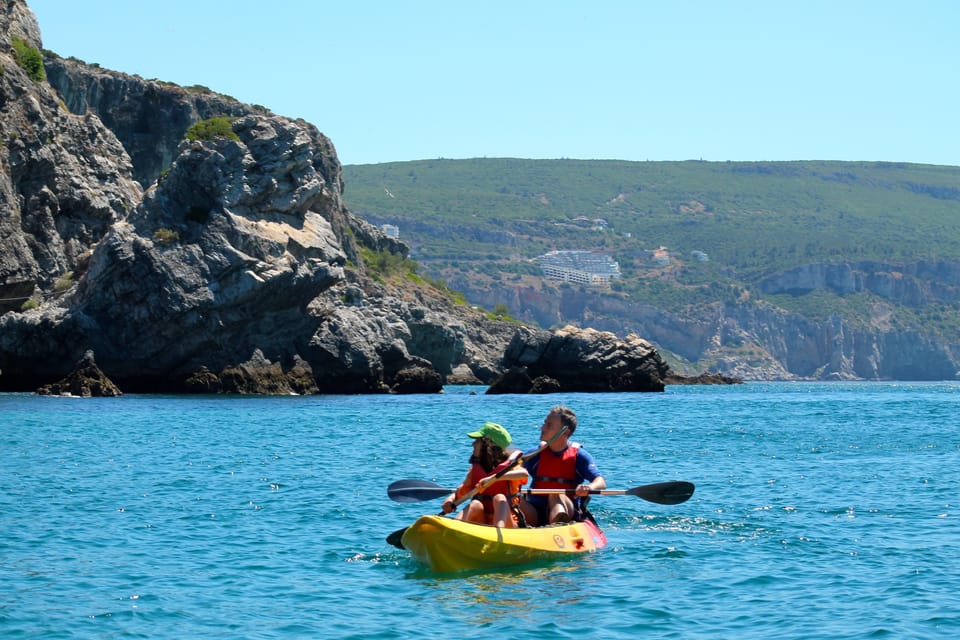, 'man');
517,405,606,526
